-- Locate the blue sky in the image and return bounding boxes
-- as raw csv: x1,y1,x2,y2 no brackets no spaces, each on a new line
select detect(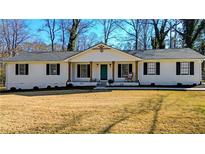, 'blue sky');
25,19,104,44
25,20,48,42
